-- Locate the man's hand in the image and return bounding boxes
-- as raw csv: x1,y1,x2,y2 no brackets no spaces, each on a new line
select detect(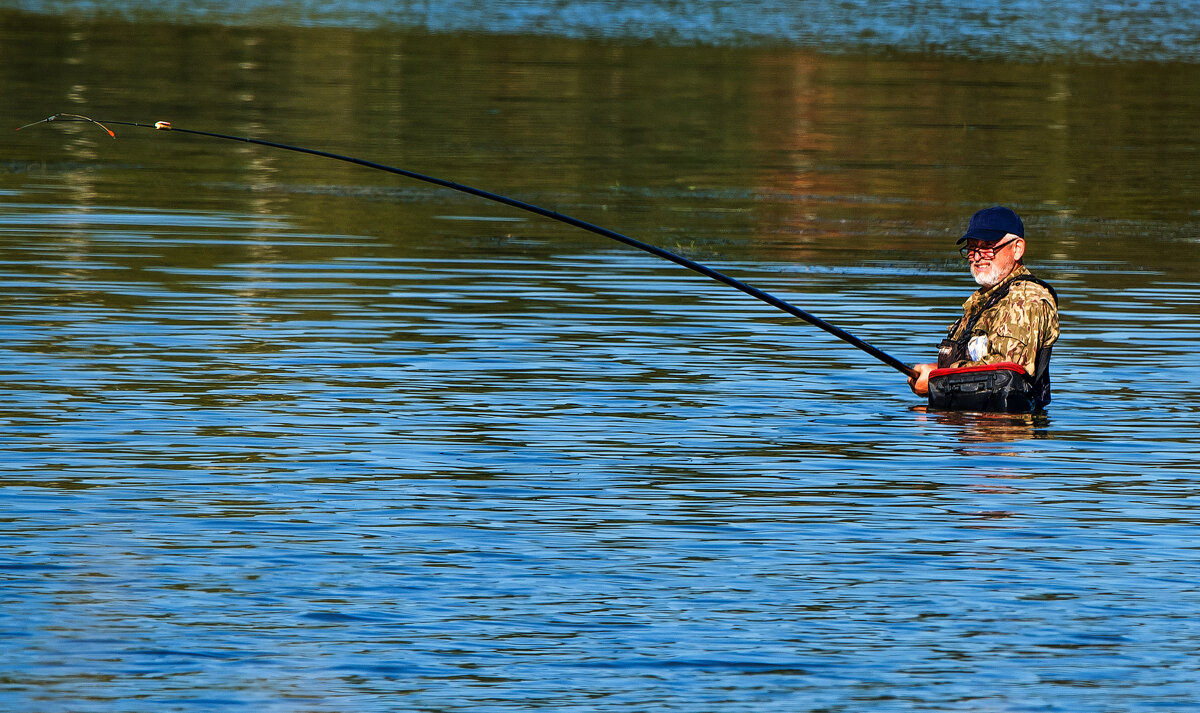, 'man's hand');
908,363,936,397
